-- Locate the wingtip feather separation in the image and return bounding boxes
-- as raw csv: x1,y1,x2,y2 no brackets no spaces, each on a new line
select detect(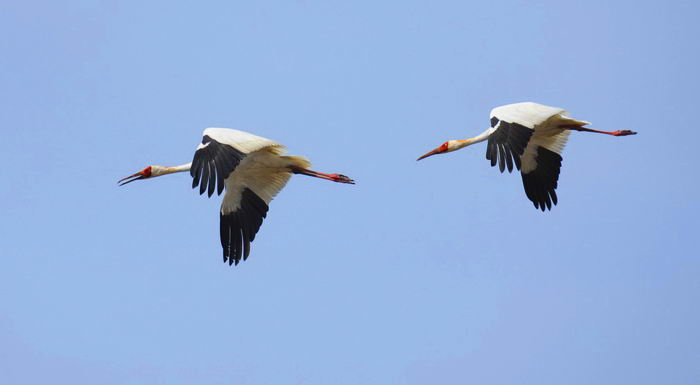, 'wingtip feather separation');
220,188,269,266
521,147,562,212
486,121,533,174
191,136,246,198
